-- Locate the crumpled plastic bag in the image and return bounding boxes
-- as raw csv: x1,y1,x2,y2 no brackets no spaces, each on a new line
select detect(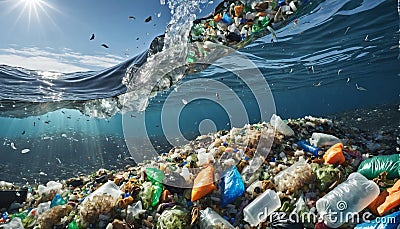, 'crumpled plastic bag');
191,165,216,202
354,210,400,229
357,154,400,179
220,166,245,207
